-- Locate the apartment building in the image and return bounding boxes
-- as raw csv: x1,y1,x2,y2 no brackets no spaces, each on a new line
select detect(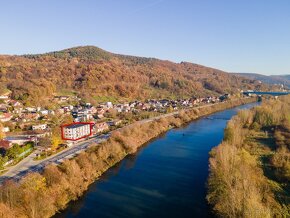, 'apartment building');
61,123,91,141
